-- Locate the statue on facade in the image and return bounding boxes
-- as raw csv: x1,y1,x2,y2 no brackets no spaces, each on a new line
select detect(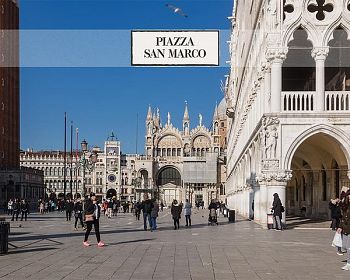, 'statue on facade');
167,112,171,126
141,175,145,188
199,114,203,126
260,117,279,159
